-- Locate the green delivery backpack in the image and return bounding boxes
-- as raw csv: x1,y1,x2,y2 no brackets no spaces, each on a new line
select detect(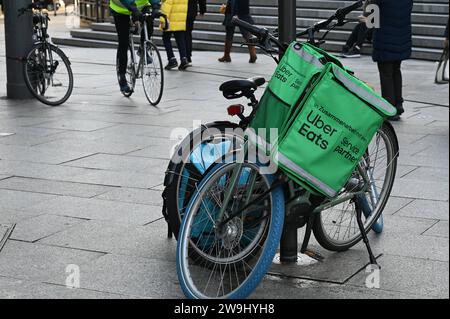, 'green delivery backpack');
248,42,346,152
274,63,397,198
